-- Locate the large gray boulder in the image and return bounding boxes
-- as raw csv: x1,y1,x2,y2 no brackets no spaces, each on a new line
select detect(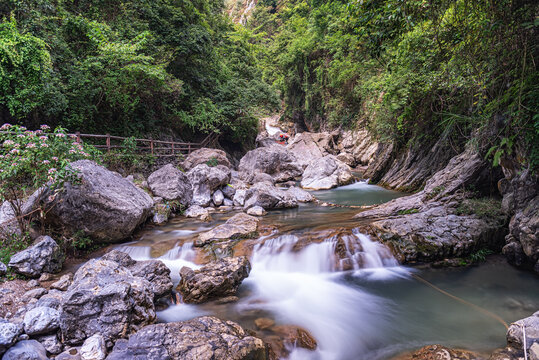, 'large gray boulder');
8,236,63,278
23,306,60,336
178,257,251,304
0,320,23,354
147,164,192,205
43,160,154,243
187,165,231,207
243,182,298,210
101,250,173,300
0,202,21,239
286,132,338,168
238,146,303,183
105,316,268,360
1,340,47,360
507,311,539,351
197,213,259,246
182,148,231,171
286,187,314,203
300,155,353,190
59,258,156,347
